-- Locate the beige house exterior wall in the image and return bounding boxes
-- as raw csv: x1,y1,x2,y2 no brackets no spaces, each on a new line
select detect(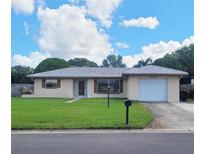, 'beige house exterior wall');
127,76,138,100
126,76,180,102
24,79,74,98
167,76,180,102
123,79,128,98
23,76,180,102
